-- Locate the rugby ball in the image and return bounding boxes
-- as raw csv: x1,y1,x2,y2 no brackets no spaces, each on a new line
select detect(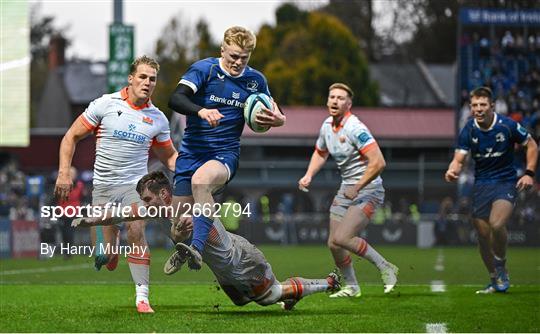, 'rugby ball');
243,93,272,133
